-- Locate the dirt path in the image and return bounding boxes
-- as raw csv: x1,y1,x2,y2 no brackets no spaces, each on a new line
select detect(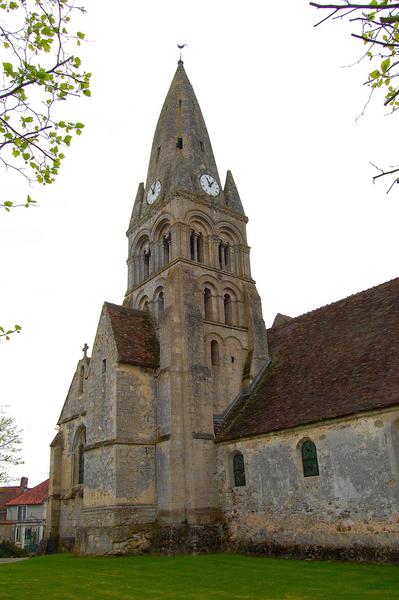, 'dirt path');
0,558,29,564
